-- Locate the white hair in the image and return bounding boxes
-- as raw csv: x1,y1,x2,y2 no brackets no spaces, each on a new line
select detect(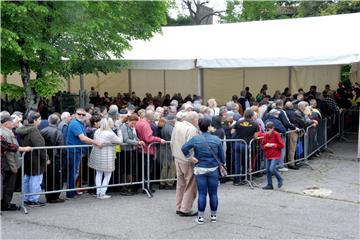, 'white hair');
99,118,113,131
61,112,70,121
